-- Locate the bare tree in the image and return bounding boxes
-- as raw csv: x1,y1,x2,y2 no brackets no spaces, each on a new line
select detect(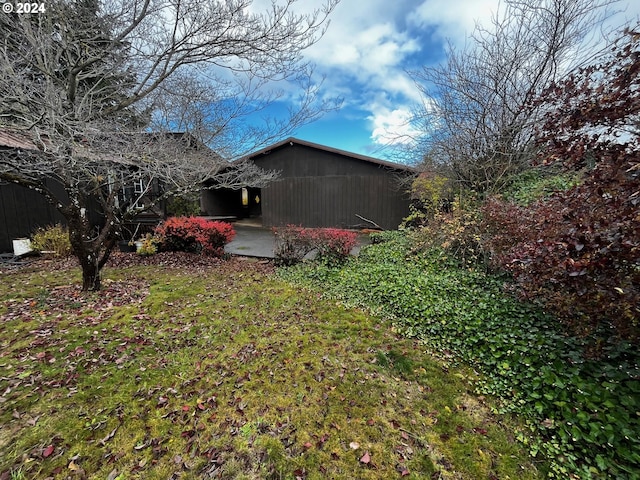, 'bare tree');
410,0,619,194
0,0,339,290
